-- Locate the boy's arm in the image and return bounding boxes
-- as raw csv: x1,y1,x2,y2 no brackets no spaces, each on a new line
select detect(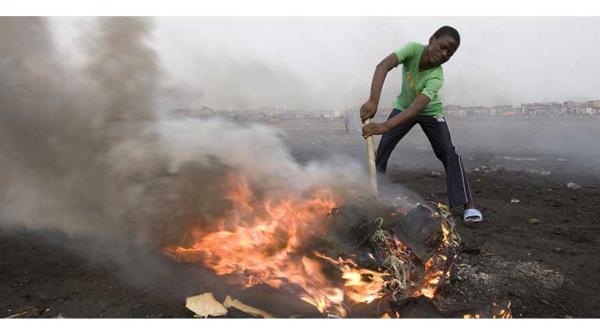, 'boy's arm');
360,53,400,122
362,94,430,137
